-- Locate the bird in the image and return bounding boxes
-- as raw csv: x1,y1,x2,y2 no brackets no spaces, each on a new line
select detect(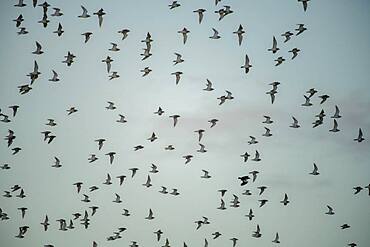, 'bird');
289,48,300,59
238,175,250,186
12,147,22,155
140,48,152,60
116,175,126,186
183,155,193,164
154,229,163,241
78,5,90,18
81,194,90,203
113,193,122,203
109,43,120,52
67,107,78,115
241,54,252,74
49,70,60,82
173,53,184,65
51,7,63,16
134,145,144,151
240,152,250,162
252,224,262,238
38,13,50,28
32,41,43,55
208,119,218,128
353,186,363,195
93,8,106,27
95,139,106,150
201,170,211,179
13,14,24,27
246,209,254,220
203,79,214,91
159,186,168,194
73,182,83,193
105,152,116,164
117,114,127,123
194,129,205,142
141,67,152,77
251,150,261,161
295,24,307,35
263,115,273,124
354,128,364,142
82,32,93,43
248,136,258,145
53,23,64,37
218,189,227,197
154,107,165,116
122,209,130,216
111,69,122,79
268,36,279,53
340,224,350,230
280,193,290,205
169,1,181,9
319,94,330,104
325,205,335,215
281,31,294,42
17,207,27,219
331,105,342,118
272,232,280,243
106,101,116,110
310,163,319,175
217,95,227,105
62,52,75,66
102,56,113,73
197,143,207,153
290,116,300,128
14,0,26,7
103,173,112,185
129,168,139,178
298,0,310,12
193,9,206,24
217,199,226,210
209,28,221,39
17,27,28,35
87,154,98,163
178,28,190,44
118,29,130,40
28,60,40,84
262,127,272,137
150,164,159,173
249,171,259,182
170,188,179,195
169,115,180,127
275,56,285,66
266,89,277,104
41,215,49,231
212,232,221,239
52,157,61,168
142,175,152,187
329,119,340,132
301,95,312,106
145,209,154,220
233,24,245,46
171,71,183,85
258,186,267,195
